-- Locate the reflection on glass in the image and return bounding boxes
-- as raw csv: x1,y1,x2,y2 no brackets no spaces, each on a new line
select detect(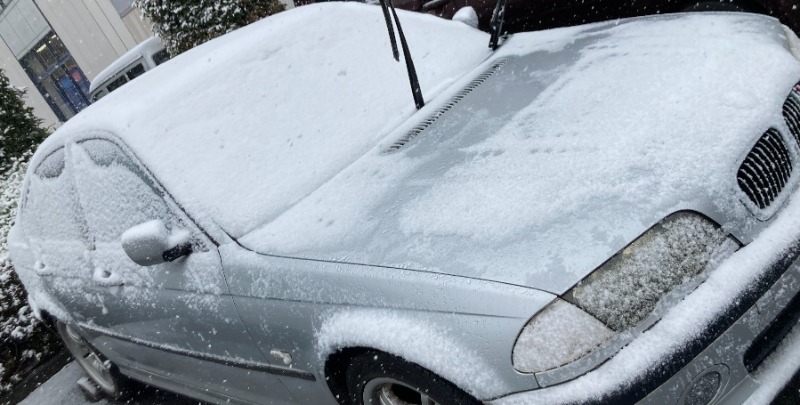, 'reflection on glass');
17,31,92,121
65,59,90,94
52,68,88,111
20,53,46,81
35,41,58,68
39,76,75,120
48,34,70,59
